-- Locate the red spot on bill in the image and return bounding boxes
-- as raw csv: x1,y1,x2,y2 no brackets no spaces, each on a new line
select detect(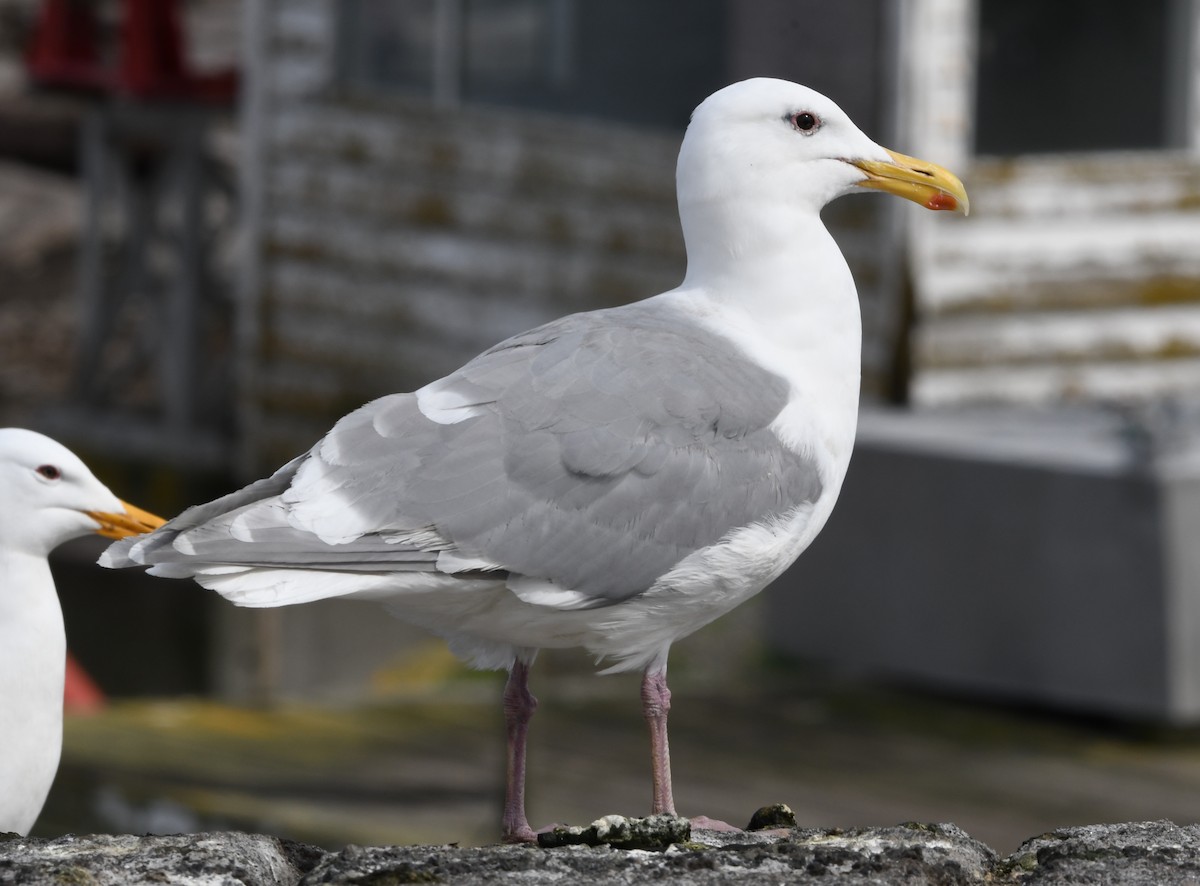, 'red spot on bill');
926,193,960,212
